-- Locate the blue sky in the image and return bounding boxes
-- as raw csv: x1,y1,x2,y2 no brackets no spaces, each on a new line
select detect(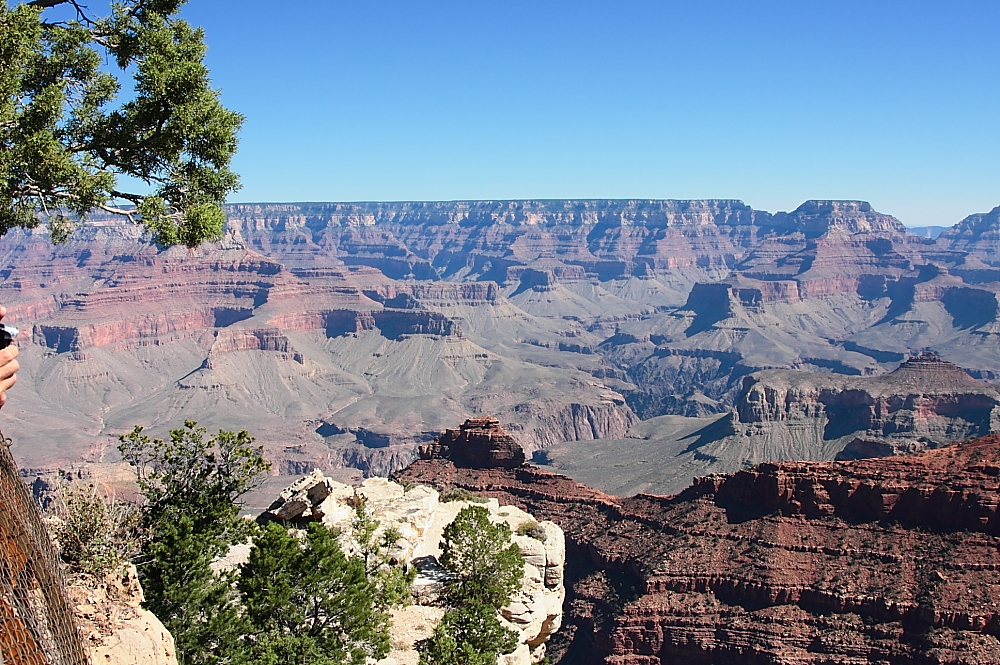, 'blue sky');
173,1,998,226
